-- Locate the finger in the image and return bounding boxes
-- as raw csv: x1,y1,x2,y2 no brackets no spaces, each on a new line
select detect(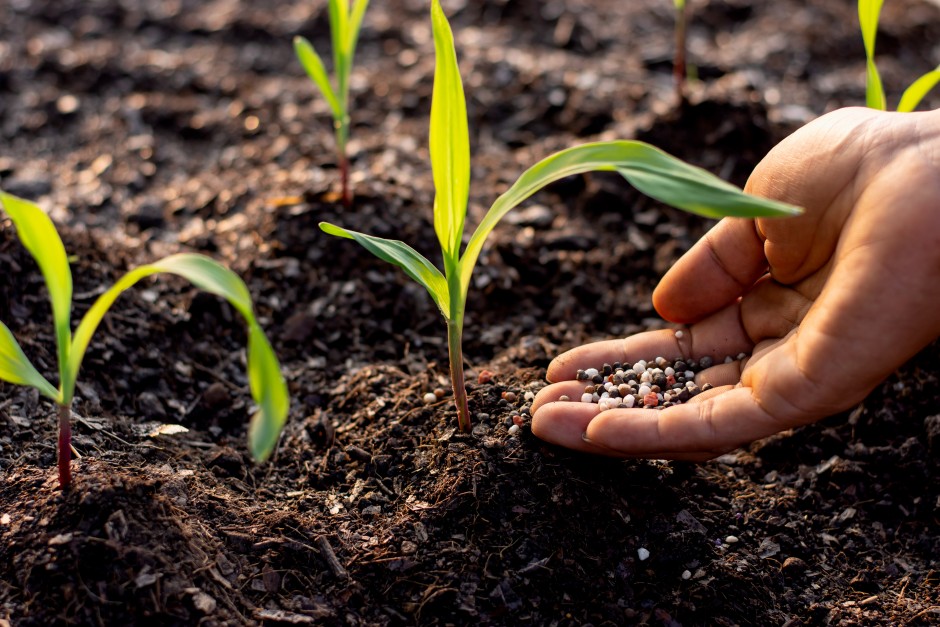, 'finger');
652,217,767,324
584,387,786,456
695,362,743,388
531,381,590,414
531,401,714,460
547,302,754,382
528,401,612,455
